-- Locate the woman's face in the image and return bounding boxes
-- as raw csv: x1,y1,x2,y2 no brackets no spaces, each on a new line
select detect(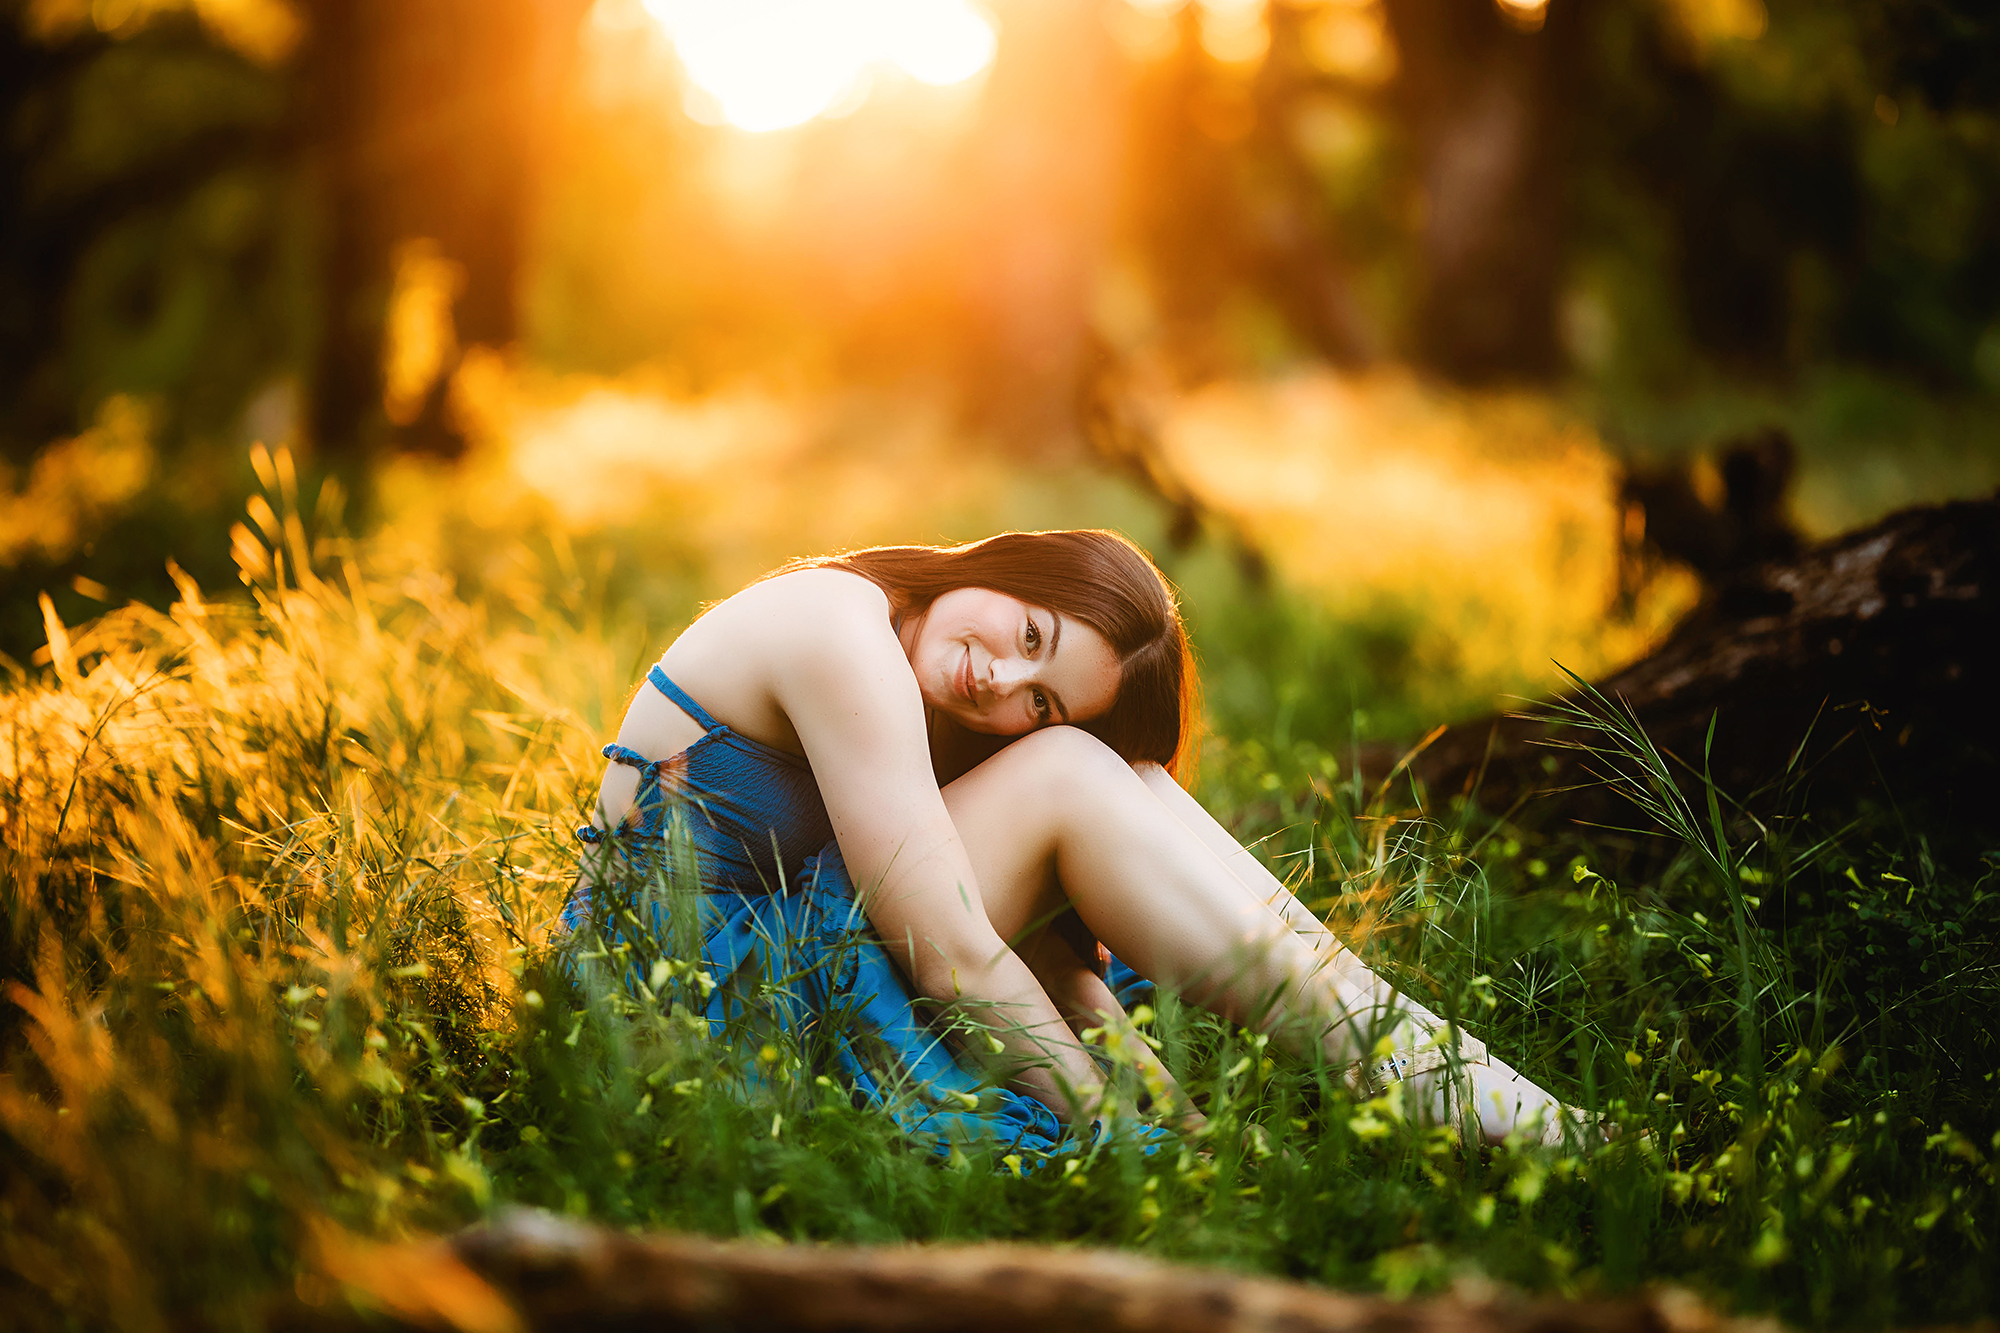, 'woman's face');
901,587,1121,735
